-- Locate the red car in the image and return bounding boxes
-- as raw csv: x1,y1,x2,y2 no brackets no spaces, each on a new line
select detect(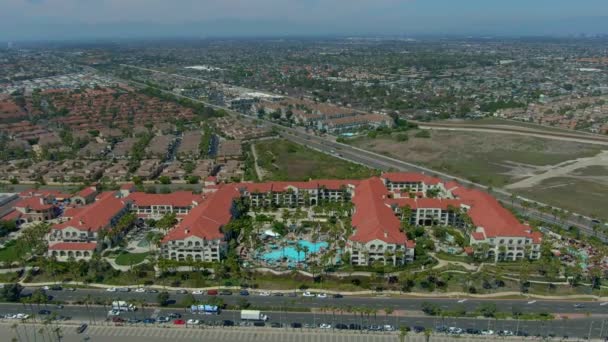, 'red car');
206,289,218,296
173,319,186,325
112,317,125,323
